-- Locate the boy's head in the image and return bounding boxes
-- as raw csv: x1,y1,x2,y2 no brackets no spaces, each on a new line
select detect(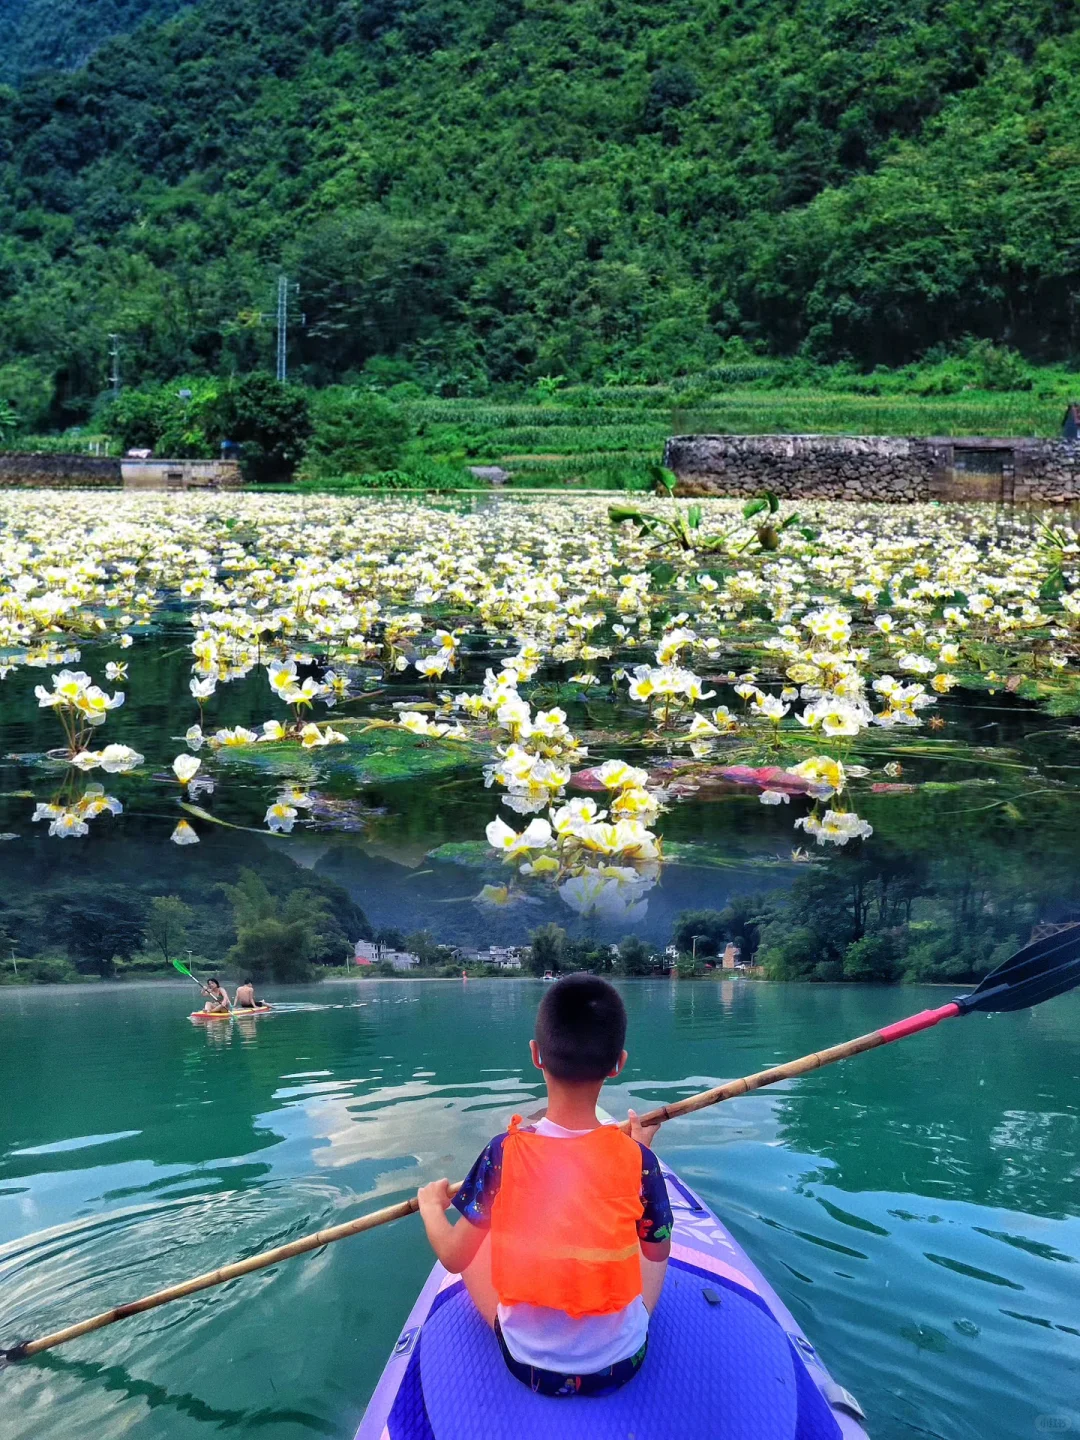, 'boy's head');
534,974,627,1082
